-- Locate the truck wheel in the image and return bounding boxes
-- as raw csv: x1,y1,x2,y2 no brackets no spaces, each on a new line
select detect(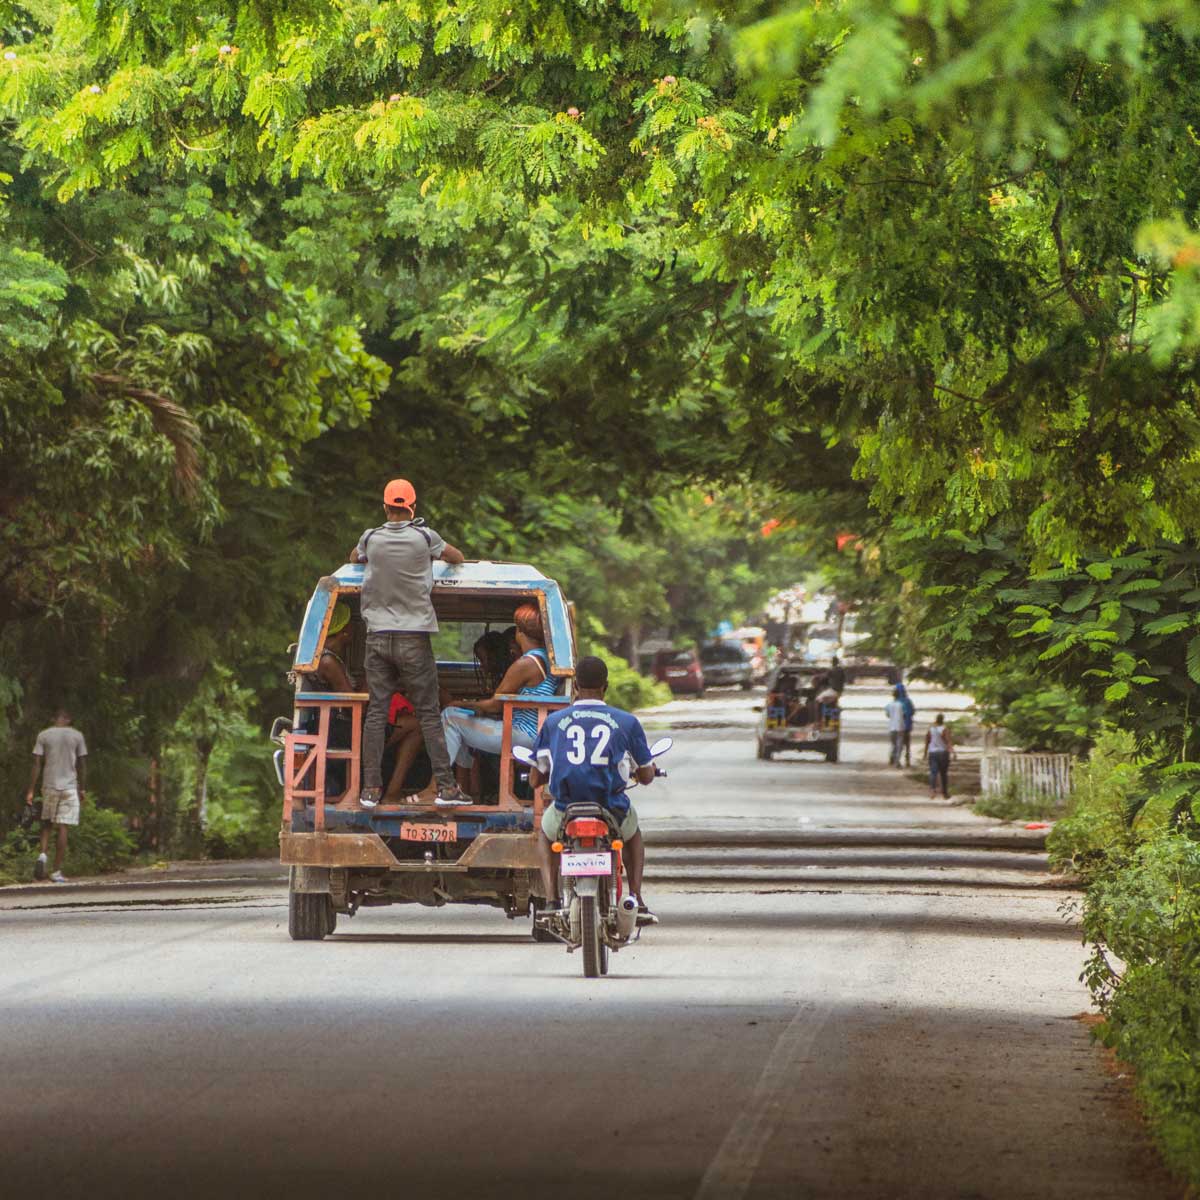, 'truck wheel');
289,890,334,941
825,745,839,763
581,895,603,978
